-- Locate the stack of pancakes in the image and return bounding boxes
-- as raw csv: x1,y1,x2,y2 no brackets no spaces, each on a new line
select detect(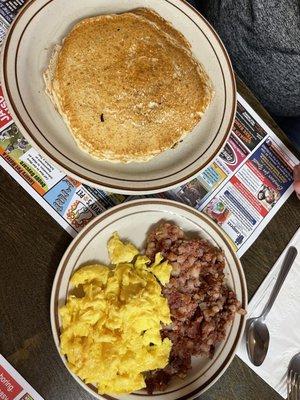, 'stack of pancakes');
44,8,214,163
